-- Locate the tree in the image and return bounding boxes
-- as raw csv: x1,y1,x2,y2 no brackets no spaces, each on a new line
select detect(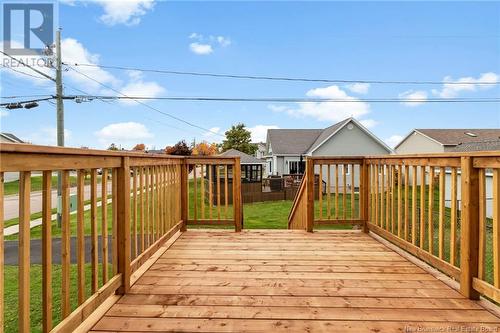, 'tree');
133,143,146,151
165,140,192,156
107,143,119,151
221,123,256,155
193,141,218,156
